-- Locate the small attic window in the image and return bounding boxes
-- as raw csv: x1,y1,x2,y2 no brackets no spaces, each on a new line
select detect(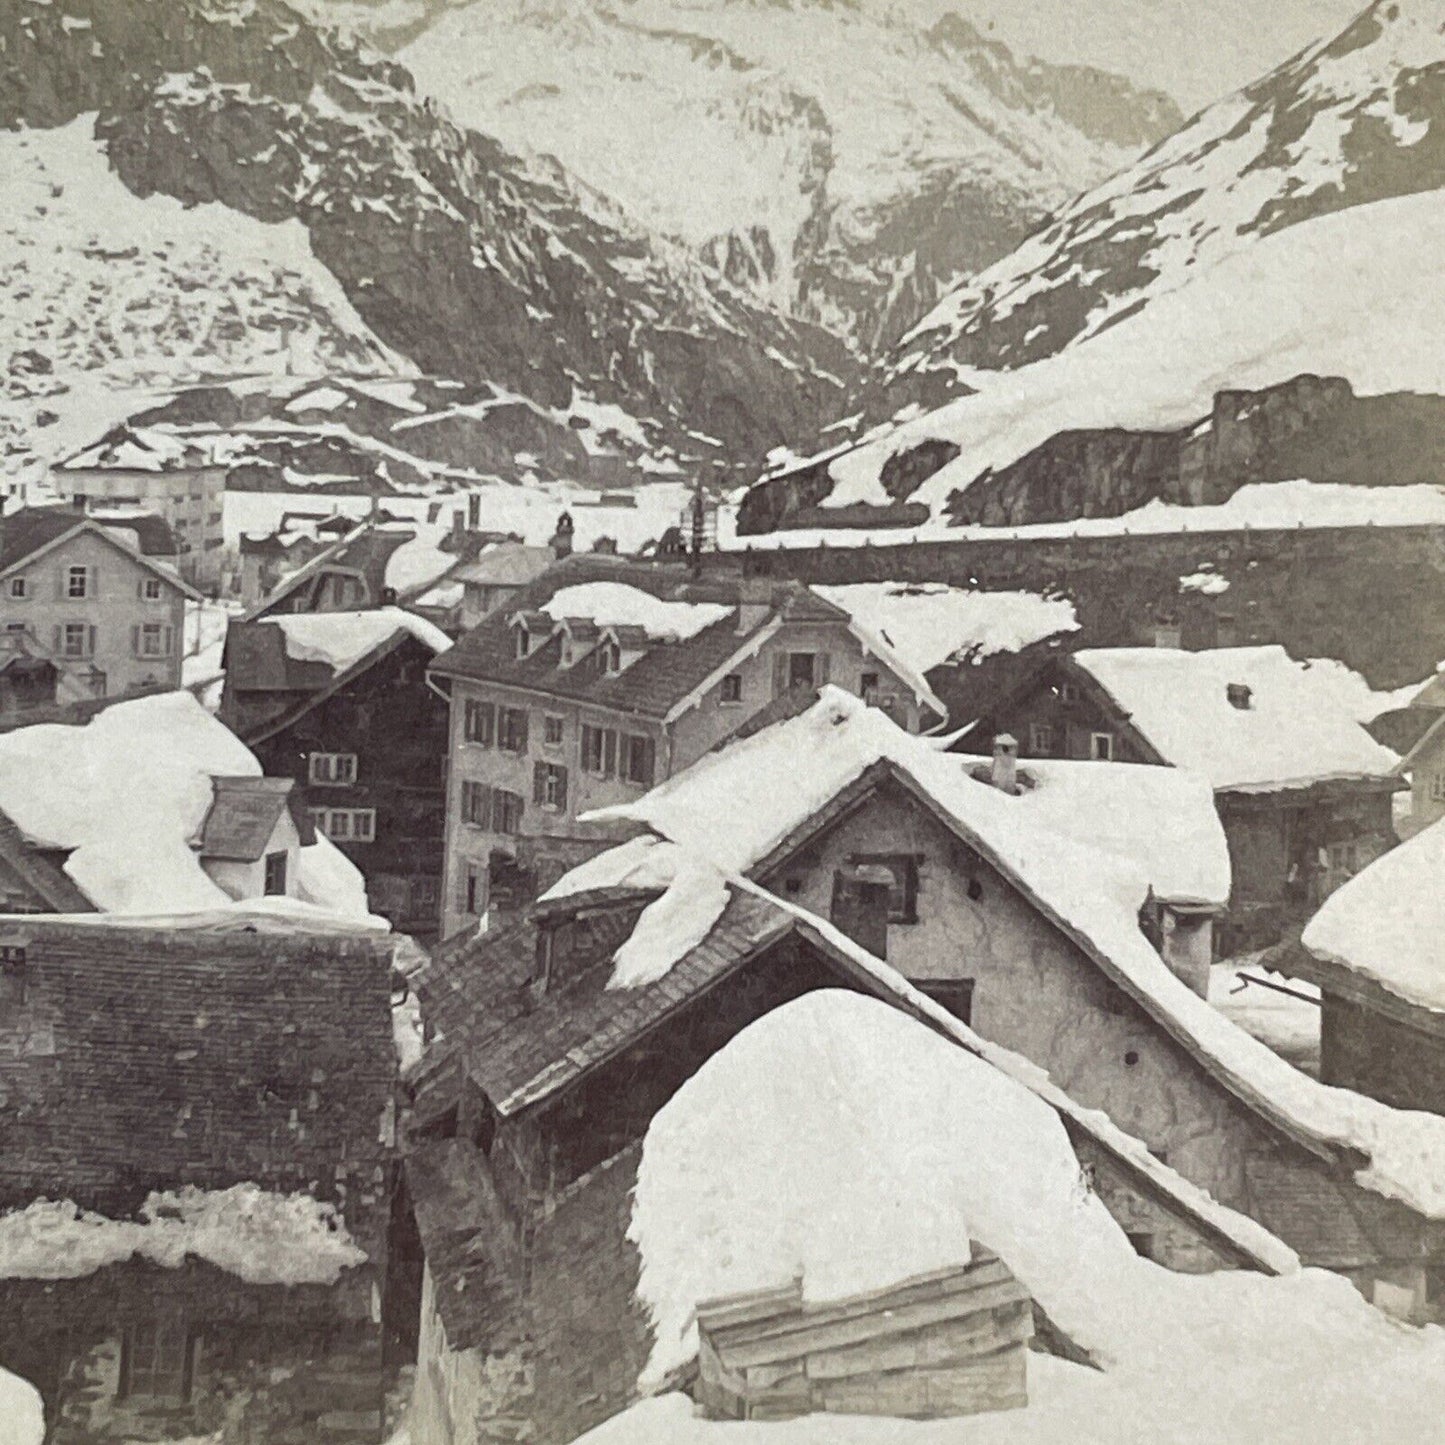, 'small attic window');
1226,683,1253,710
596,639,621,675
514,626,531,660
